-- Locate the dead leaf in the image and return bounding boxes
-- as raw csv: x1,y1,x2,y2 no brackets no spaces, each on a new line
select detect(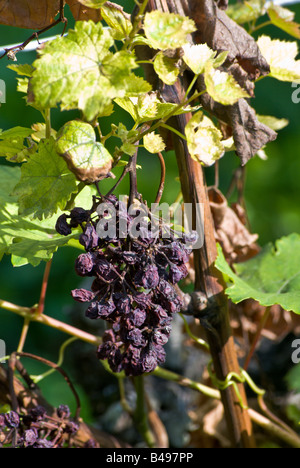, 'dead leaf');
0,0,101,29
208,186,260,264
0,0,61,29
